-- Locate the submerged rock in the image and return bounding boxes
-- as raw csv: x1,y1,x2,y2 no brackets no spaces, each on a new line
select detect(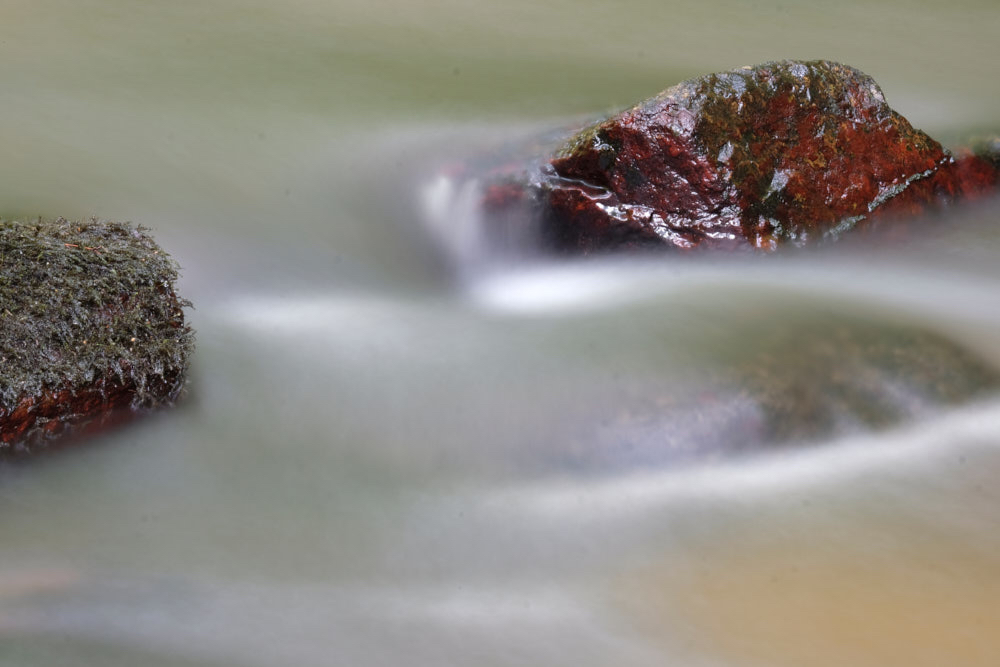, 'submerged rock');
554,318,1000,472
0,220,193,453
482,60,1000,254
